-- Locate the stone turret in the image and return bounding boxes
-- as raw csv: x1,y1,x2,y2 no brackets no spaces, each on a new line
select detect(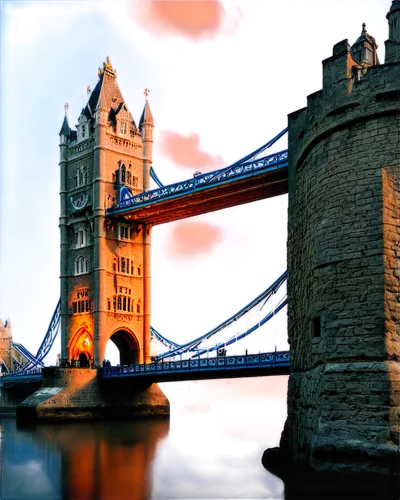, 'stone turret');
350,23,379,68
264,1,400,494
139,92,154,193
385,0,400,63
0,319,13,372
